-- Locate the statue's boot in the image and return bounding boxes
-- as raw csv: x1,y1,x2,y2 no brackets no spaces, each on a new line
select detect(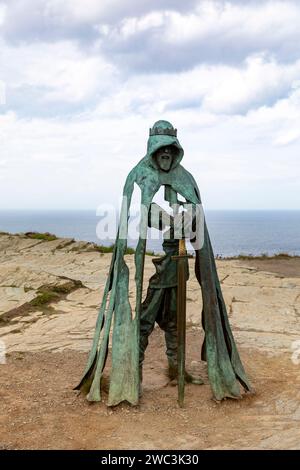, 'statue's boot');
167,359,204,385
165,329,203,385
